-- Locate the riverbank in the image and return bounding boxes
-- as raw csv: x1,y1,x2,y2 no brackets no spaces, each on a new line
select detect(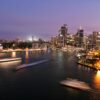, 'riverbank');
77,60,99,70
0,48,47,53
